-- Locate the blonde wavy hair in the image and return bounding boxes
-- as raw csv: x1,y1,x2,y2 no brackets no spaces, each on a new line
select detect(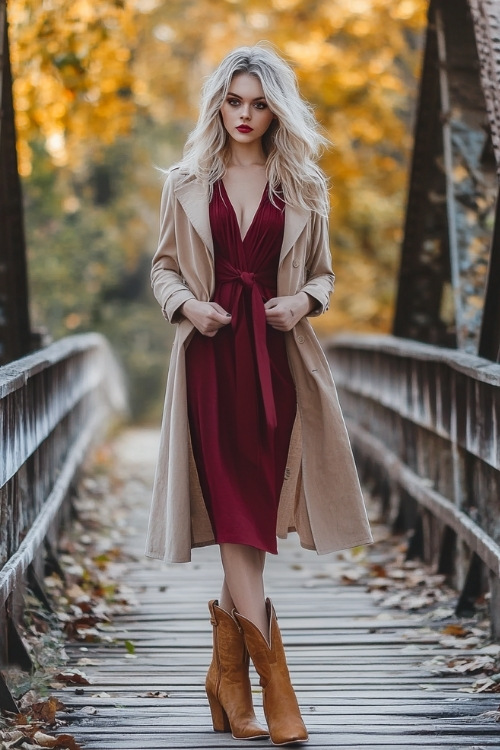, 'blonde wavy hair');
178,44,330,217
